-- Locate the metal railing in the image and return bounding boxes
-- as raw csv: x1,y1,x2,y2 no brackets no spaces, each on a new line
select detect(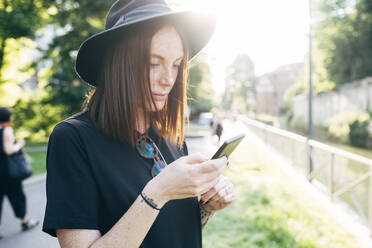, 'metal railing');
241,117,372,236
